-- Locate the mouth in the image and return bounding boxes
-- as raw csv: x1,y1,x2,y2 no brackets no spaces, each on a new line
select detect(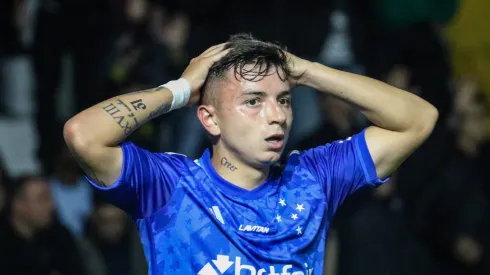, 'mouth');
265,134,285,150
